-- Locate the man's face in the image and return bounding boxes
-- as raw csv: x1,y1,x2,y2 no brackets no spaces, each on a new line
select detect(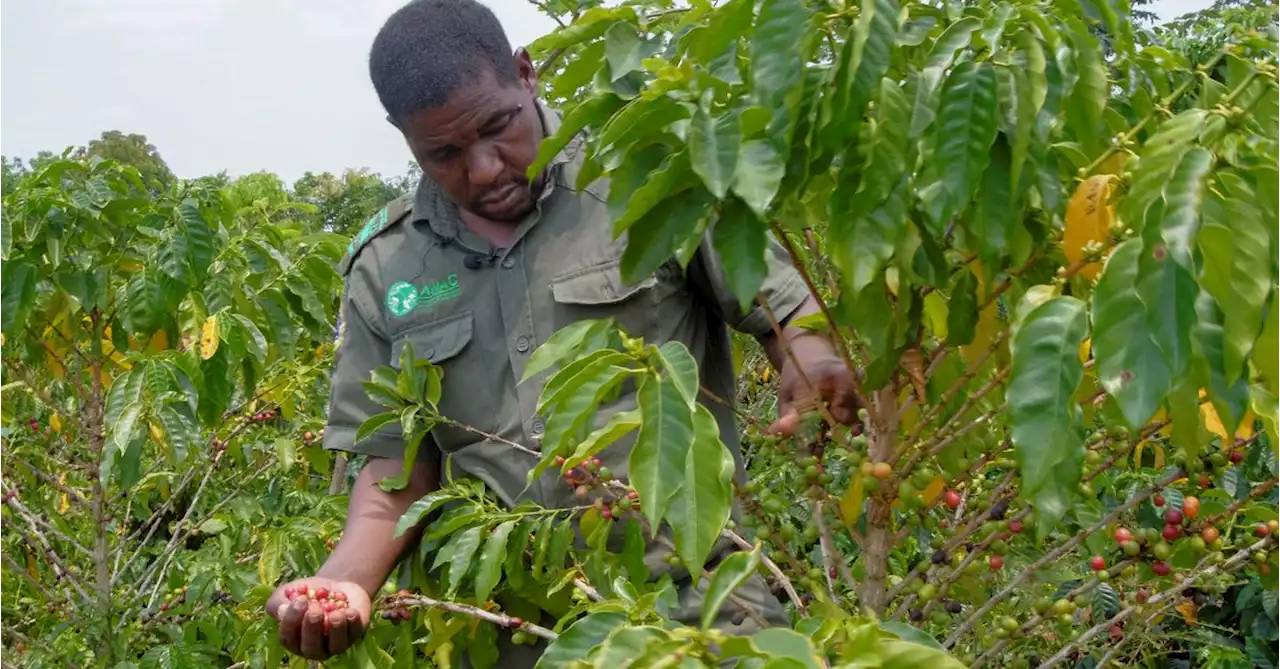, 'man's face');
398,52,543,222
